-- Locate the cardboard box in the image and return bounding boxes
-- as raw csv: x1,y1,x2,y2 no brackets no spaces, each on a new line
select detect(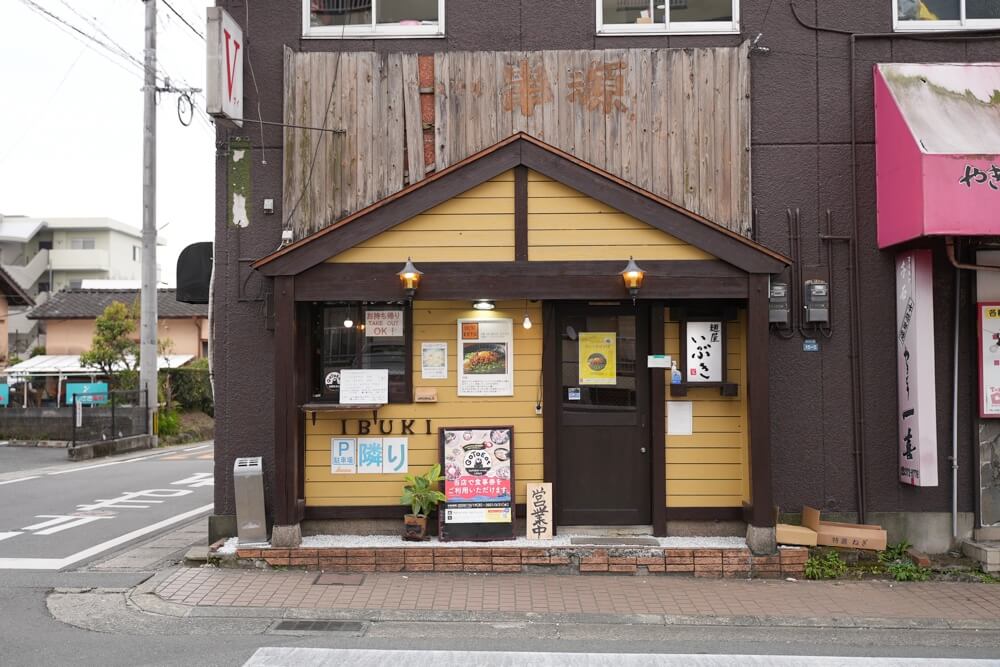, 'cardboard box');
776,523,817,547
802,506,887,551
